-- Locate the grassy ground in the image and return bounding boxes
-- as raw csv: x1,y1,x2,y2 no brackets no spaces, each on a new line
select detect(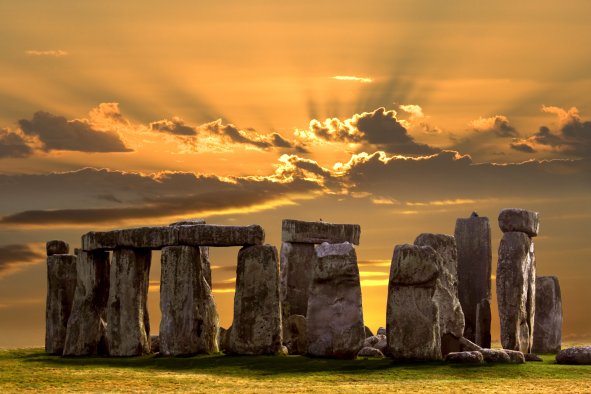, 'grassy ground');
0,349,590,393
